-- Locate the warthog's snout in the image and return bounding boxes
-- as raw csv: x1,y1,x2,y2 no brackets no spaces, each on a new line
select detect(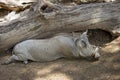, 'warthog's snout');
81,46,100,61
92,54,100,61
94,53,100,59
91,47,100,61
